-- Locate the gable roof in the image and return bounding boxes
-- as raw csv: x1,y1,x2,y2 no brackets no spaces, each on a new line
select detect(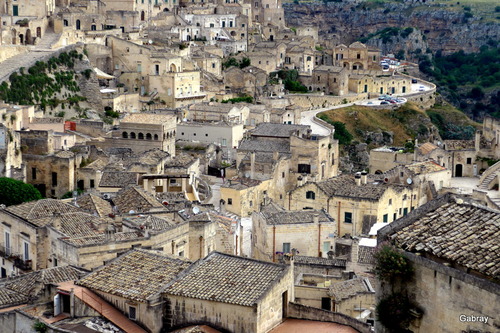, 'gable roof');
5,199,82,226
390,198,500,279
250,123,308,138
76,193,113,218
77,249,191,302
113,186,163,213
164,252,288,306
328,277,375,301
99,172,138,188
0,266,87,308
261,210,333,225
